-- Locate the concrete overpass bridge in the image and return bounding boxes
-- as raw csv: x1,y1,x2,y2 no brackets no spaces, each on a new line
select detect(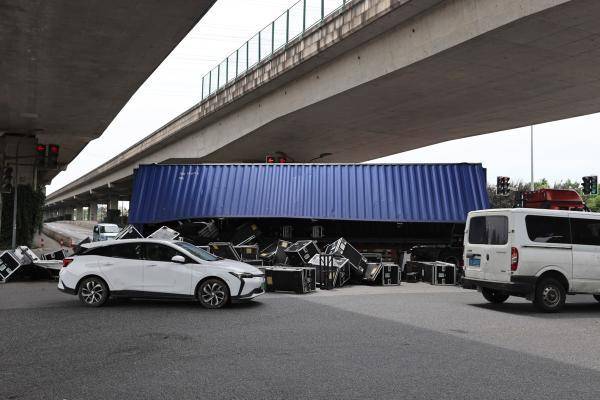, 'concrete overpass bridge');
45,0,600,220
